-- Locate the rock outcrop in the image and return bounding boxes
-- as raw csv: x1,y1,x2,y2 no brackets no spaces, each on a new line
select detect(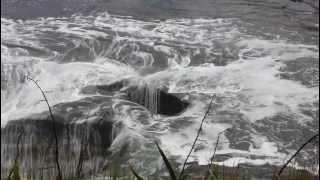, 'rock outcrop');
1,79,189,179
1,96,116,179
81,79,189,115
